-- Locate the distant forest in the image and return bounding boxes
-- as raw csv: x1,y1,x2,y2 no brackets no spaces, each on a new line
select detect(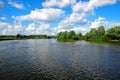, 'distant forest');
0,34,56,41
57,26,120,42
